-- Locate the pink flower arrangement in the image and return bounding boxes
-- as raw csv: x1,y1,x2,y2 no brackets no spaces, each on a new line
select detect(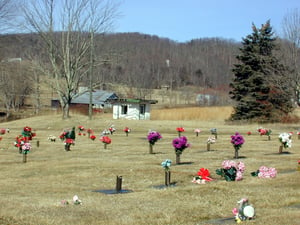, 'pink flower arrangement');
251,166,277,178
216,160,245,181
194,128,201,136
257,127,272,136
